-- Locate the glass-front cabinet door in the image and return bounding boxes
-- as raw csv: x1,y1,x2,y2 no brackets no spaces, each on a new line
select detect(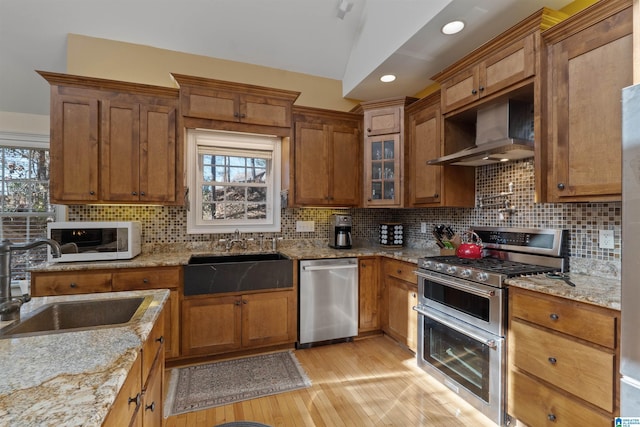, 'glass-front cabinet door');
364,134,401,207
